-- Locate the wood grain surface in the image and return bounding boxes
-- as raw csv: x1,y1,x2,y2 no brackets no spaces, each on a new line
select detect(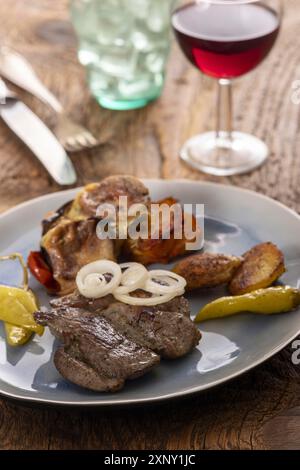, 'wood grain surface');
0,0,299,450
